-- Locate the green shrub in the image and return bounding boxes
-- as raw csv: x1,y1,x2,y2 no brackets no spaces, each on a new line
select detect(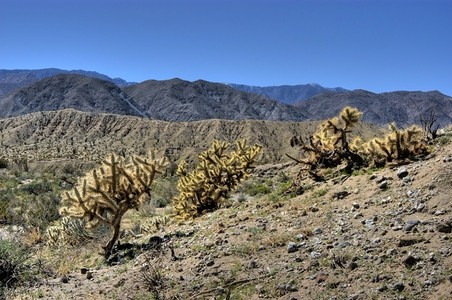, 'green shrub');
438,136,451,145
243,182,272,196
0,239,35,297
312,188,328,197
